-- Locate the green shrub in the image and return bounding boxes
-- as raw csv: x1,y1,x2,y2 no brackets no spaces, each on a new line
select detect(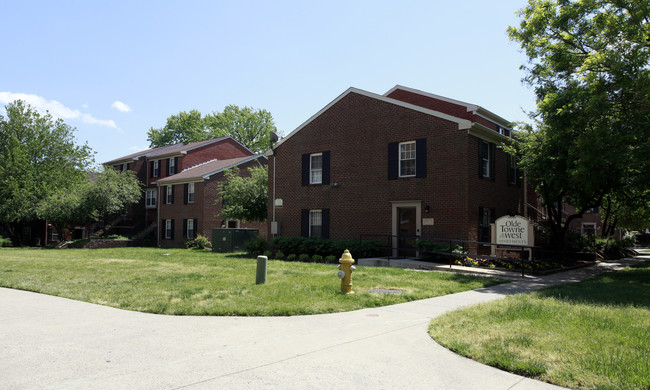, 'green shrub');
325,255,337,263
269,237,382,258
185,235,211,250
103,234,130,241
275,251,285,259
286,254,297,261
298,253,310,262
312,254,323,262
0,235,12,247
244,236,267,255
263,250,273,258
